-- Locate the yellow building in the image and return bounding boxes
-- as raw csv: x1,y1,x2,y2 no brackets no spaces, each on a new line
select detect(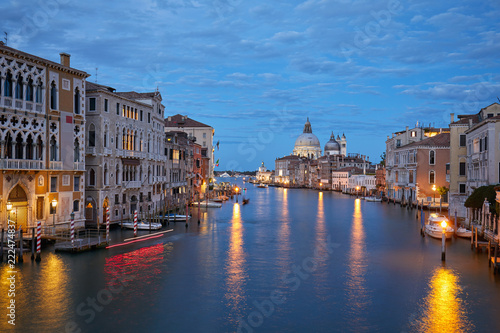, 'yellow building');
0,43,89,229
